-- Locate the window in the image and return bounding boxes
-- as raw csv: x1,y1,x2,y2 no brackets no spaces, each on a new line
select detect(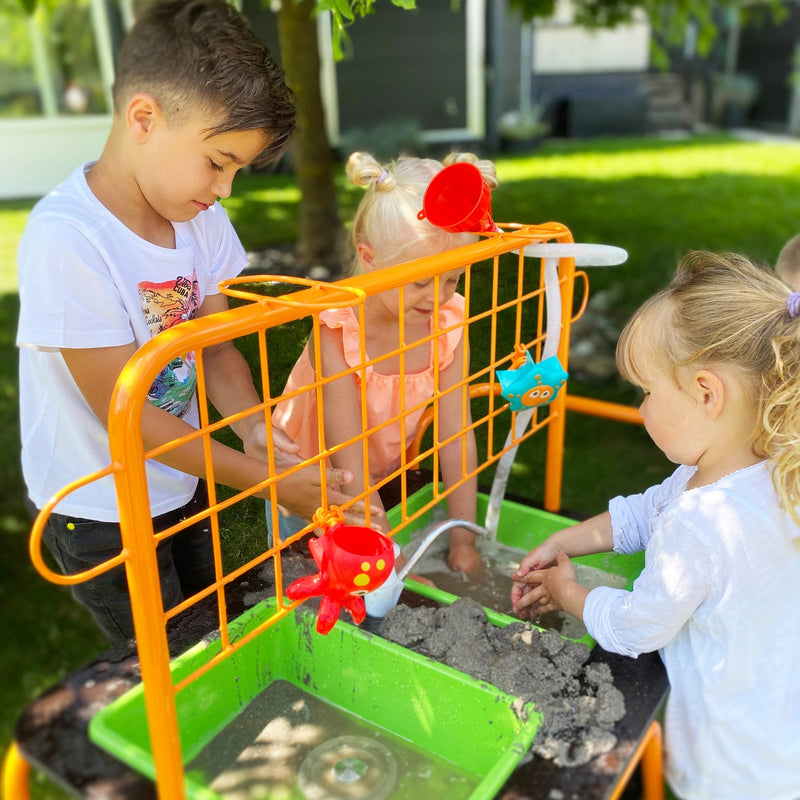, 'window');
0,0,131,119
